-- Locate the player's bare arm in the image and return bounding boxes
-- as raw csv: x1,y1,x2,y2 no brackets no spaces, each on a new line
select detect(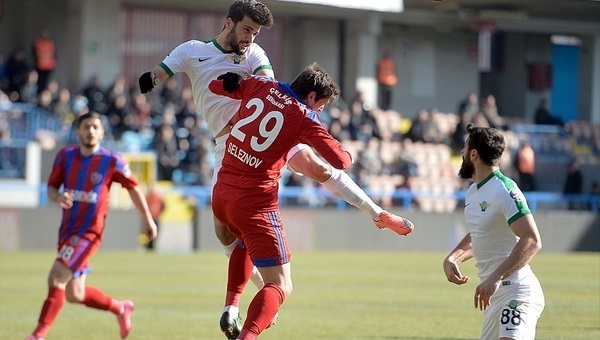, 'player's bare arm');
474,214,542,310
443,233,472,285
48,186,73,209
127,186,158,240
